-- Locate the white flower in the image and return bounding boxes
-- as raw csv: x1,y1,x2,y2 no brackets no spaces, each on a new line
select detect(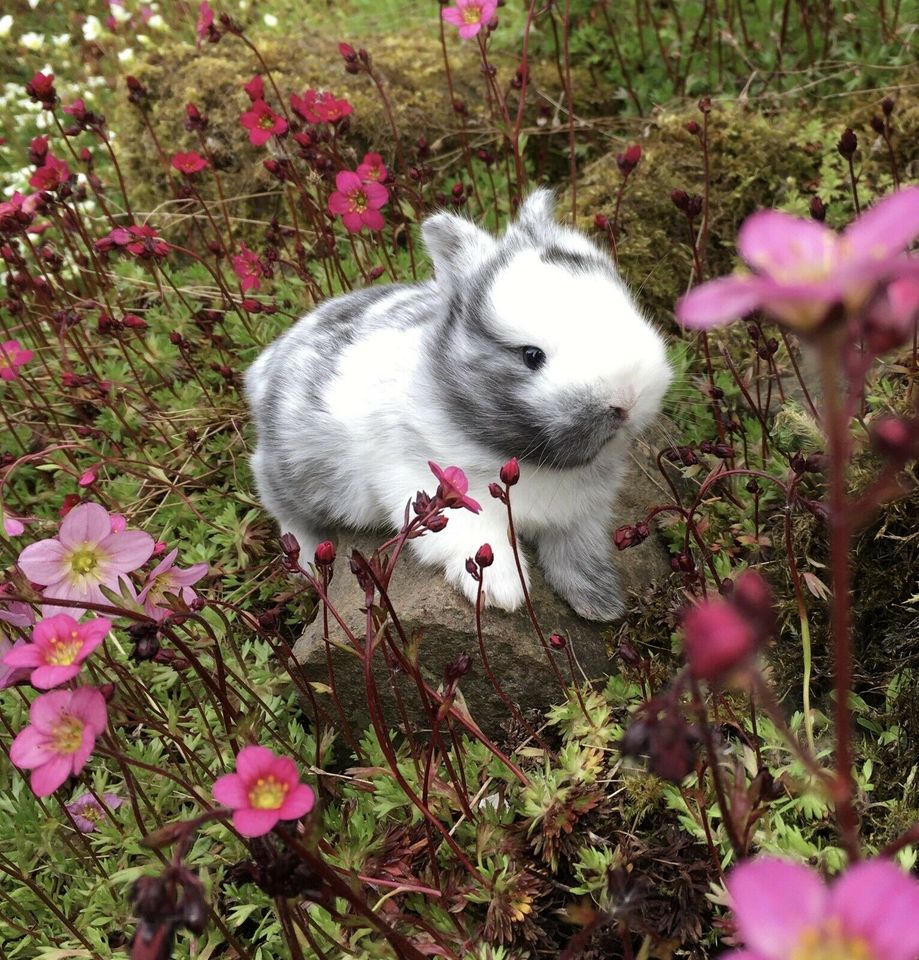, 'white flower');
117,47,134,62
110,4,131,24
146,14,164,29
0,14,13,37
20,32,45,50
82,15,102,42
27,0,41,8
52,33,71,47
263,13,278,27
